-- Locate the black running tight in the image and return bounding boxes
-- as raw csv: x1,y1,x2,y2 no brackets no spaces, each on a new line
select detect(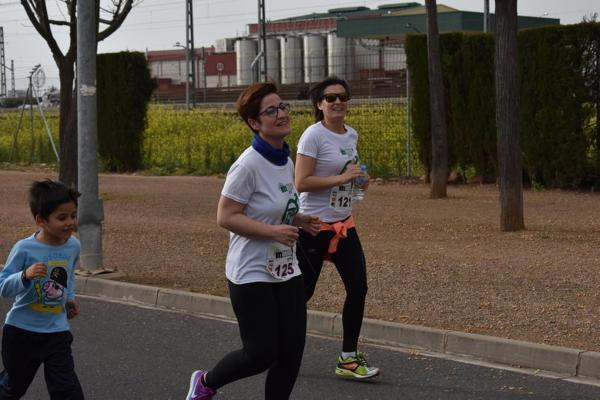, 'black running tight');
298,226,368,352
205,276,306,400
